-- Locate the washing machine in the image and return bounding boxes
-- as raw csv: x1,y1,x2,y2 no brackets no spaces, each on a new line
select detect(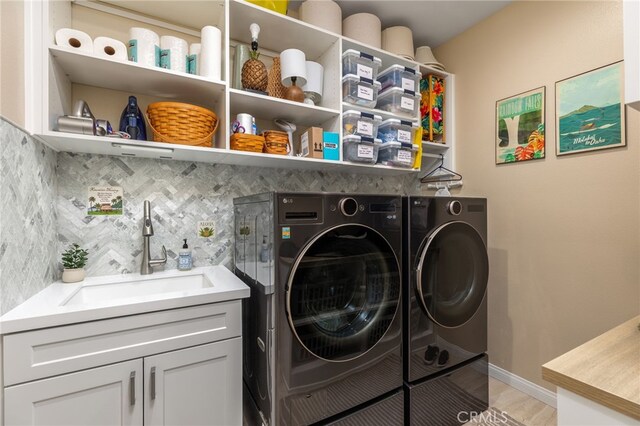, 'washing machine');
402,196,489,425
234,192,404,426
